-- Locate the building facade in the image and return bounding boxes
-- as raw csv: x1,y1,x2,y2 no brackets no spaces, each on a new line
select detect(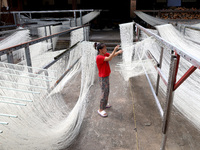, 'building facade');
1,0,200,26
